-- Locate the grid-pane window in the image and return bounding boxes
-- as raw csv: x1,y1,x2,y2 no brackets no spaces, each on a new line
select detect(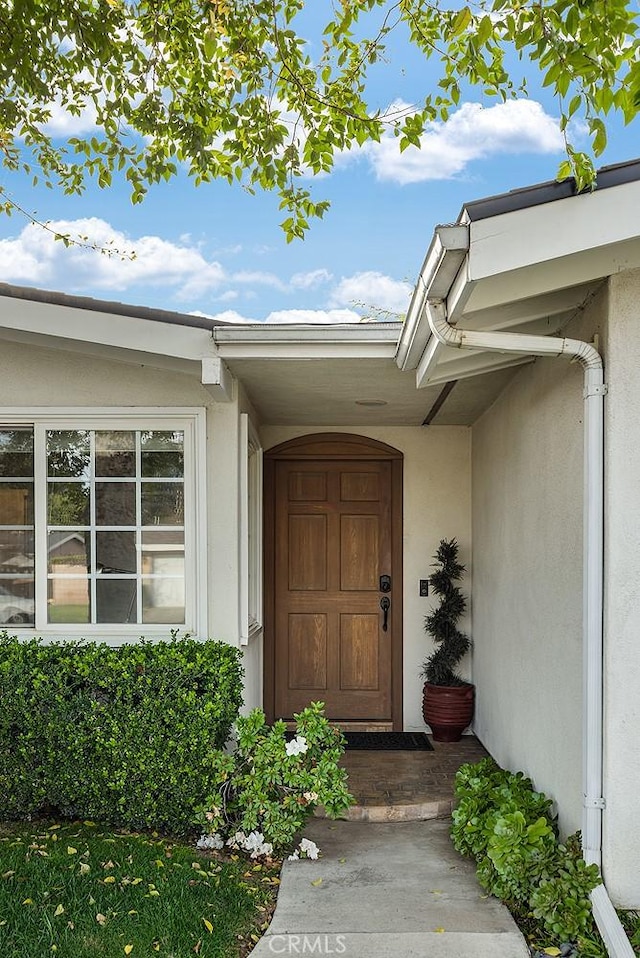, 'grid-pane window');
46,429,185,625
0,419,195,630
0,427,35,626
